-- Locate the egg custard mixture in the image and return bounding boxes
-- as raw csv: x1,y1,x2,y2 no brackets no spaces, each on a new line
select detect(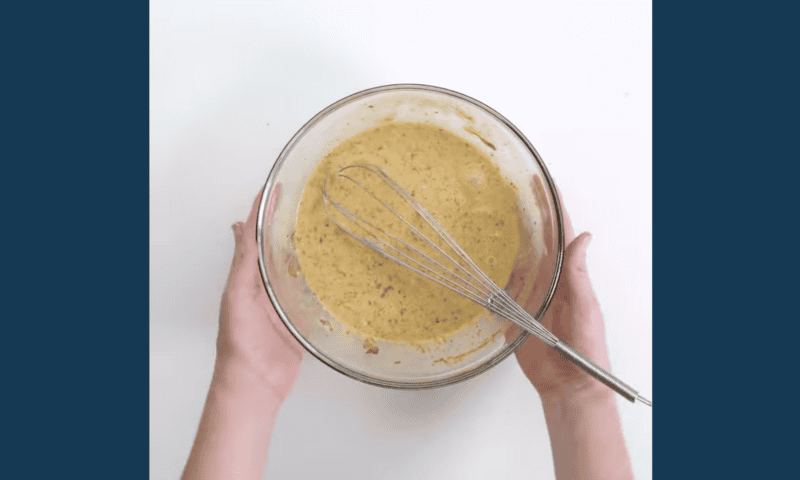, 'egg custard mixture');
294,122,521,345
